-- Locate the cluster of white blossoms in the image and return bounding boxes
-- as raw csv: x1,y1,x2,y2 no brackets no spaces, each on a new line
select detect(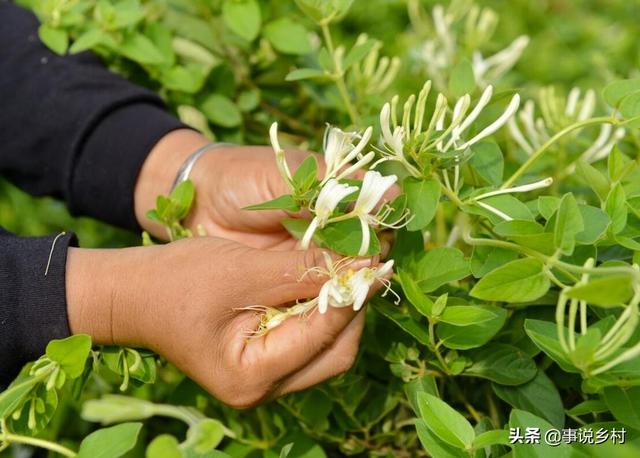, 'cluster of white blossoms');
507,87,625,164
243,255,396,335
270,121,407,256
415,2,529,91
377,81,520,191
